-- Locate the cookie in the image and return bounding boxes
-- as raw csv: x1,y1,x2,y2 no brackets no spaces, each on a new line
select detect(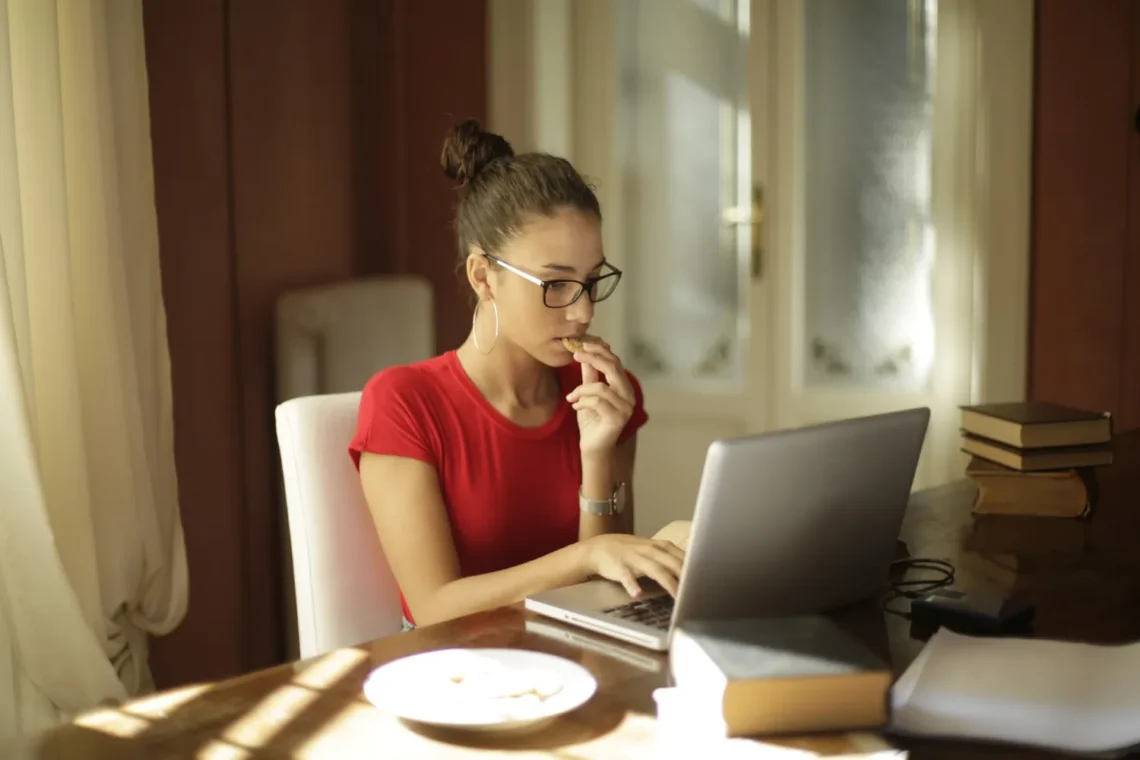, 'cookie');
561,335,604,353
